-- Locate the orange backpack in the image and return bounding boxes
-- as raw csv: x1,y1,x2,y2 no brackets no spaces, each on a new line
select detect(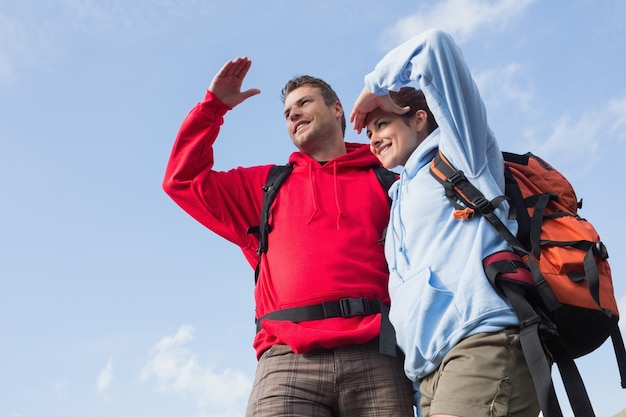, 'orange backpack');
430,150,625,417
